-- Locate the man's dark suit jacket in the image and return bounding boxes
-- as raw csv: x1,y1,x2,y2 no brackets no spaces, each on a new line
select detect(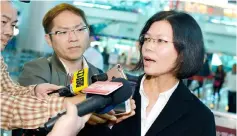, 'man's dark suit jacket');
111,76,216,136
